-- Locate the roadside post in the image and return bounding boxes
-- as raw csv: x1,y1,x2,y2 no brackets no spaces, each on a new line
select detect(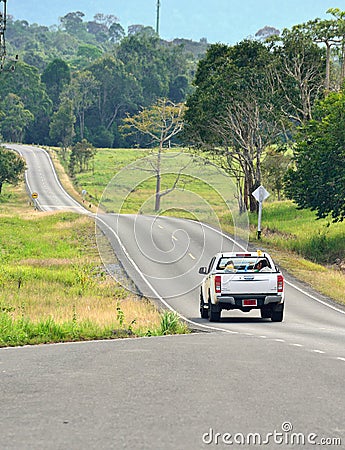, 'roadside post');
31,192,39,210
81,189,87,203
252,185,270,240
